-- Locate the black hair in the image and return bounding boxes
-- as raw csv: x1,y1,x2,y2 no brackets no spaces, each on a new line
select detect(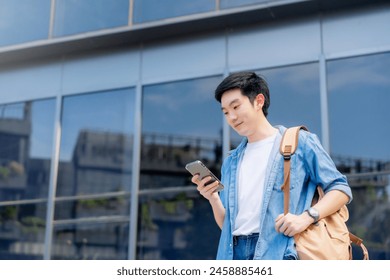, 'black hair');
214,71,270,117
